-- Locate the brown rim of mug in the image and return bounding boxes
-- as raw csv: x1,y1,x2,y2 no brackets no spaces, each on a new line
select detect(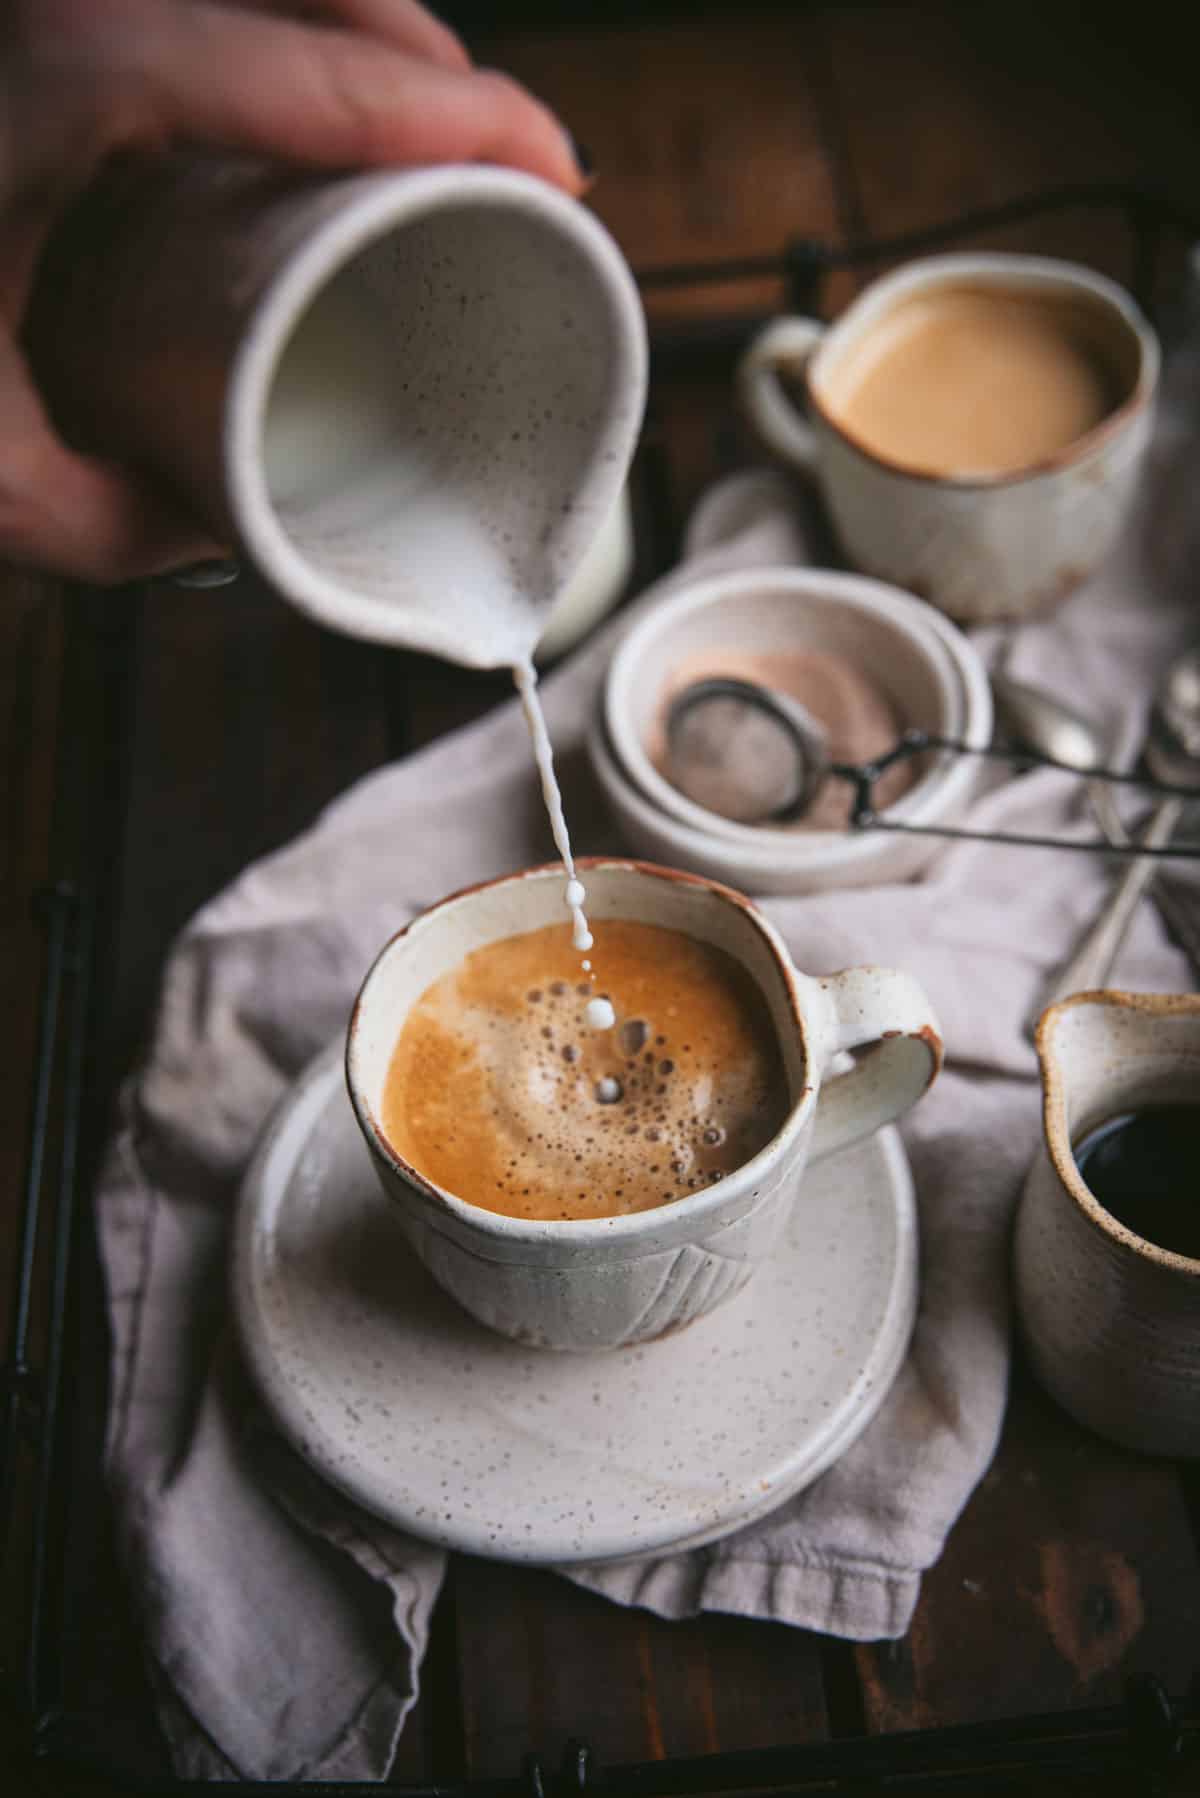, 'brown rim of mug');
1035,988,1200,1275
802,284,1157,491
